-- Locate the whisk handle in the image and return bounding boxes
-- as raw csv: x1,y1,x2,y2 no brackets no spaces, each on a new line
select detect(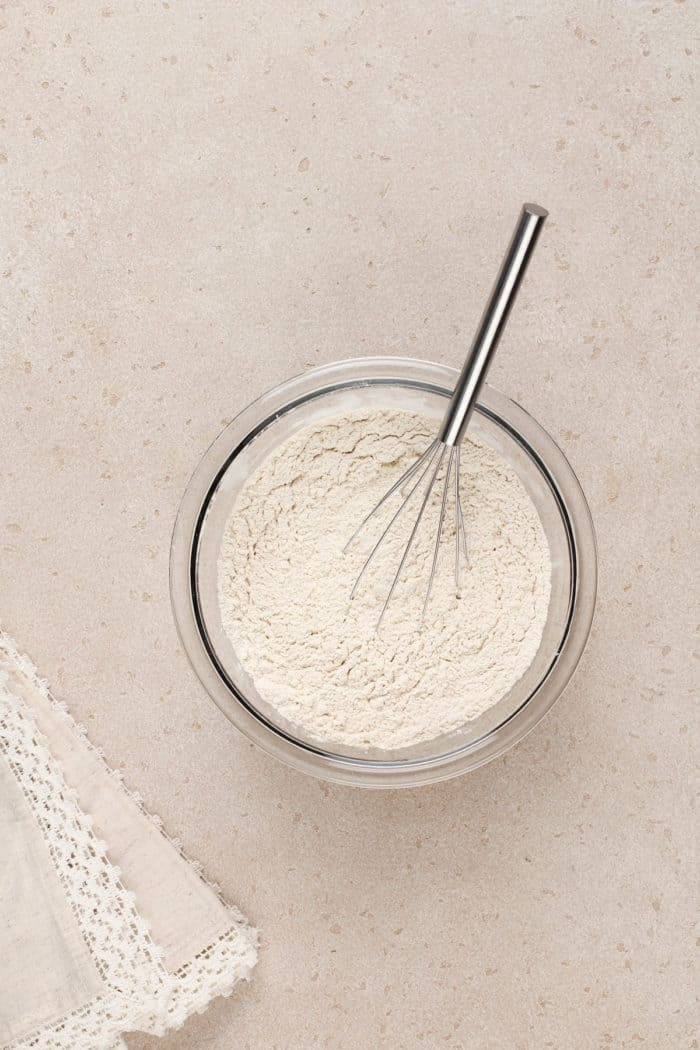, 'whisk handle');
438,203,548,447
